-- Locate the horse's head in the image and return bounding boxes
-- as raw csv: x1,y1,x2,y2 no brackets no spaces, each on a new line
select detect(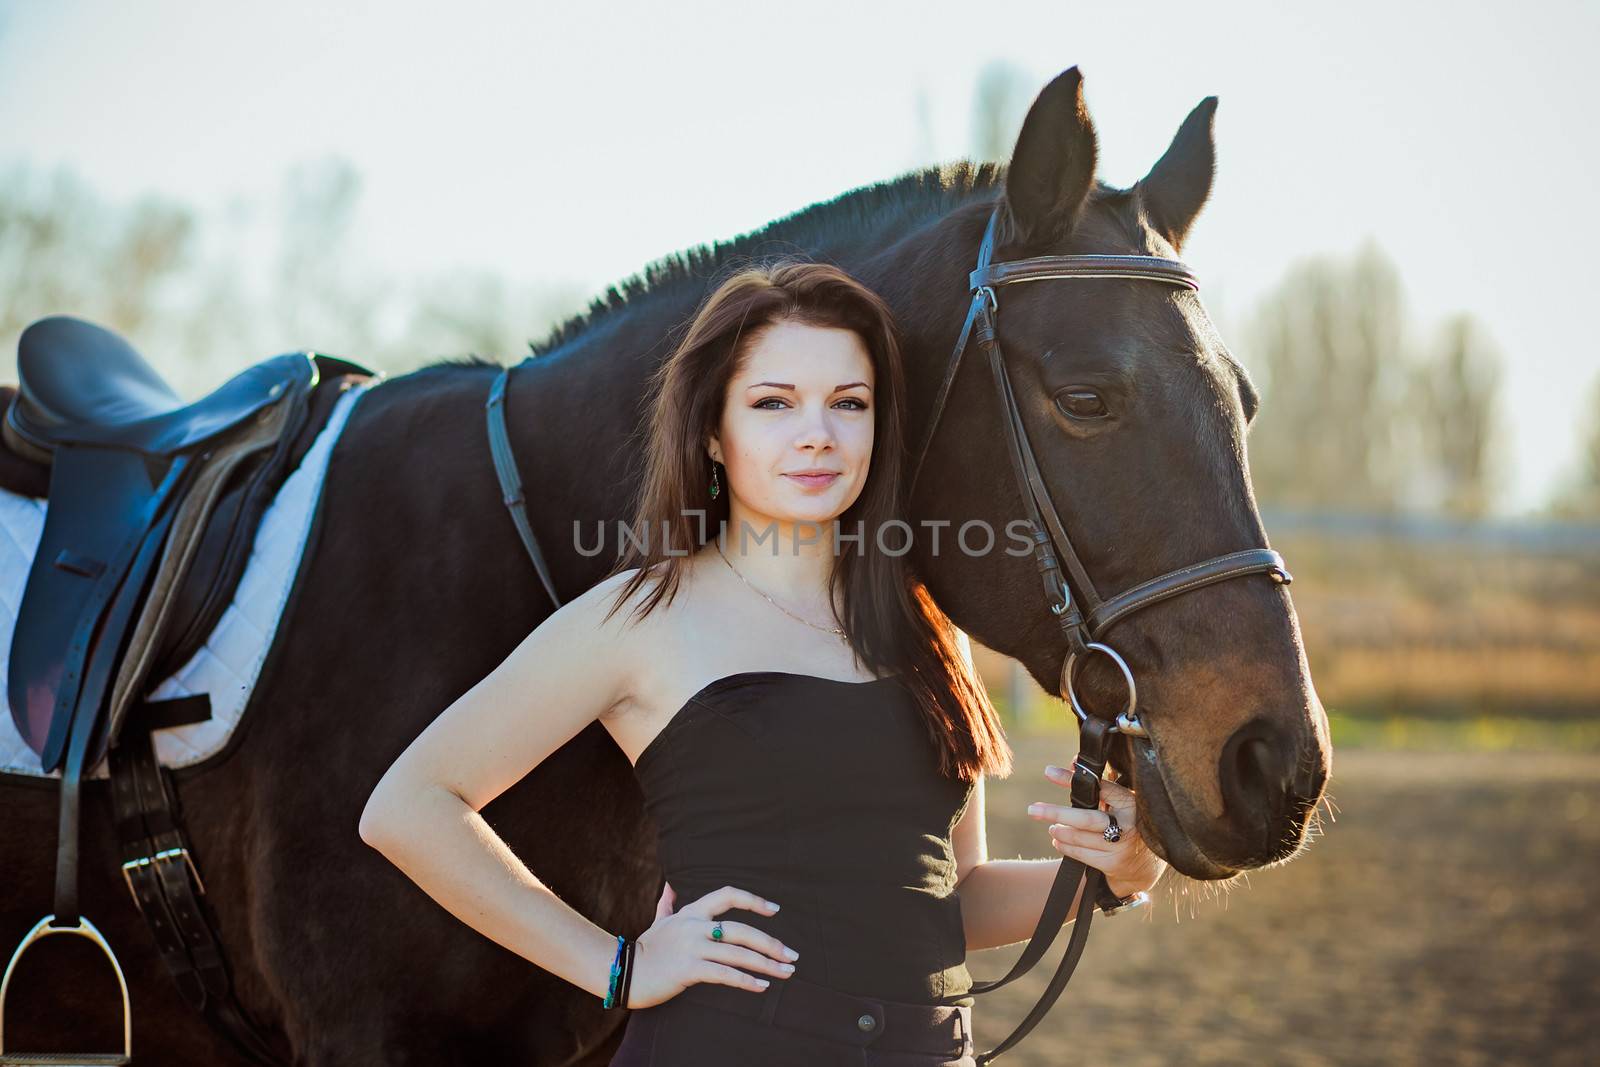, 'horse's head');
905,67,1330,881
